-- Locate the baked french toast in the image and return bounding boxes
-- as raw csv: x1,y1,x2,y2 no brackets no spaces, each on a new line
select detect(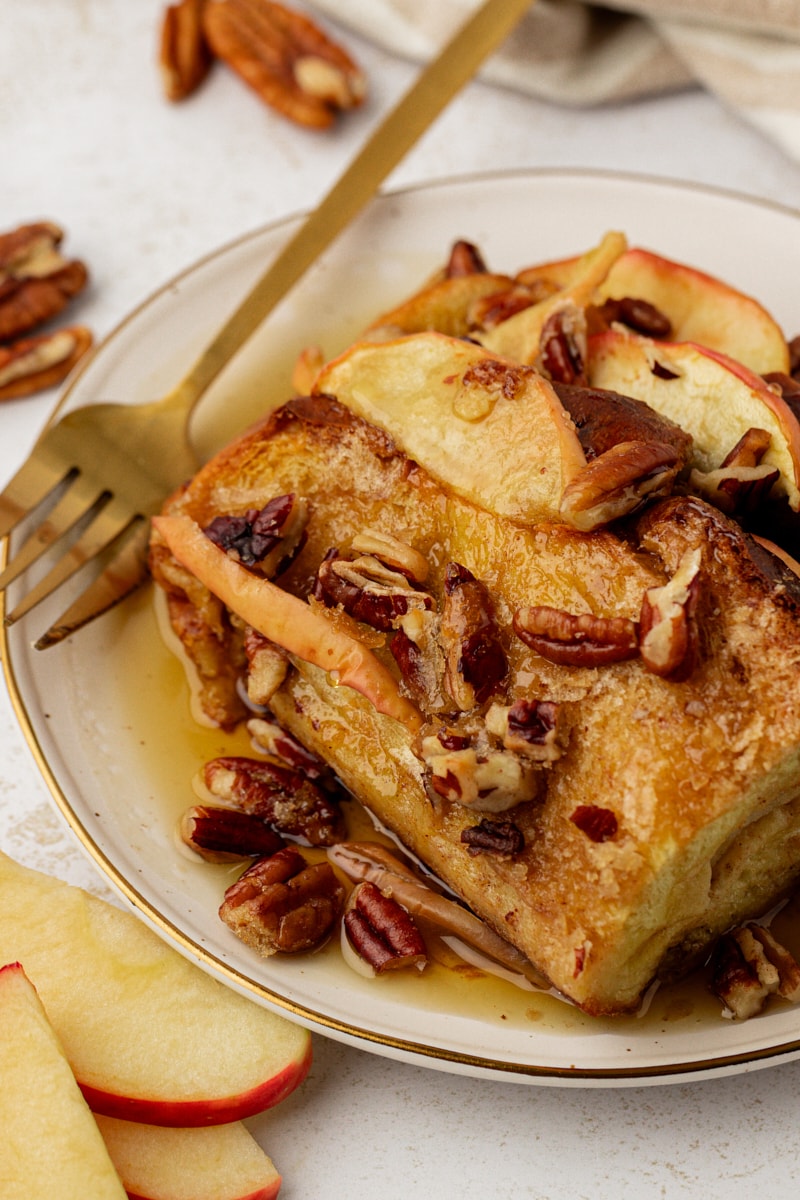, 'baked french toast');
149,234,800,1017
